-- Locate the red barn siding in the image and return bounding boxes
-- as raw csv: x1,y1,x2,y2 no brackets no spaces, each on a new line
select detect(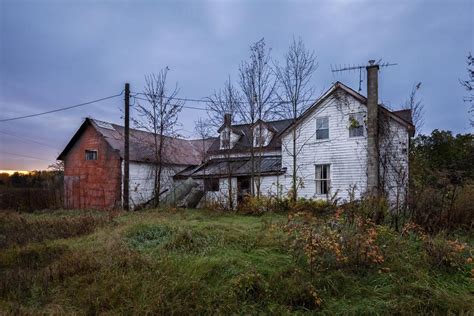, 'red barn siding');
63,125,122,209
